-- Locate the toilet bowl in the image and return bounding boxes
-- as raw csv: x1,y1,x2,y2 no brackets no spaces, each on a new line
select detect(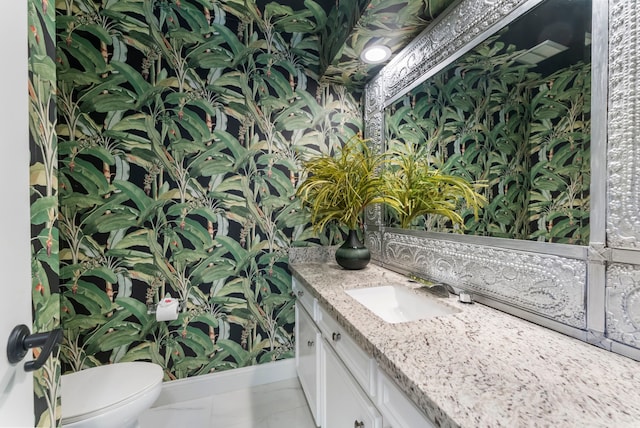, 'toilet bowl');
61,362,163,428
